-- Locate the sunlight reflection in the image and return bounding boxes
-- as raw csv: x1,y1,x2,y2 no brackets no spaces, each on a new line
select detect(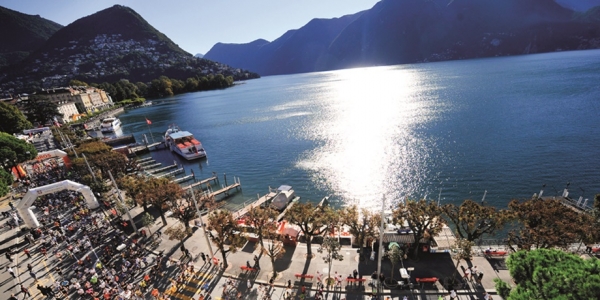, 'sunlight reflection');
296,66,442,209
